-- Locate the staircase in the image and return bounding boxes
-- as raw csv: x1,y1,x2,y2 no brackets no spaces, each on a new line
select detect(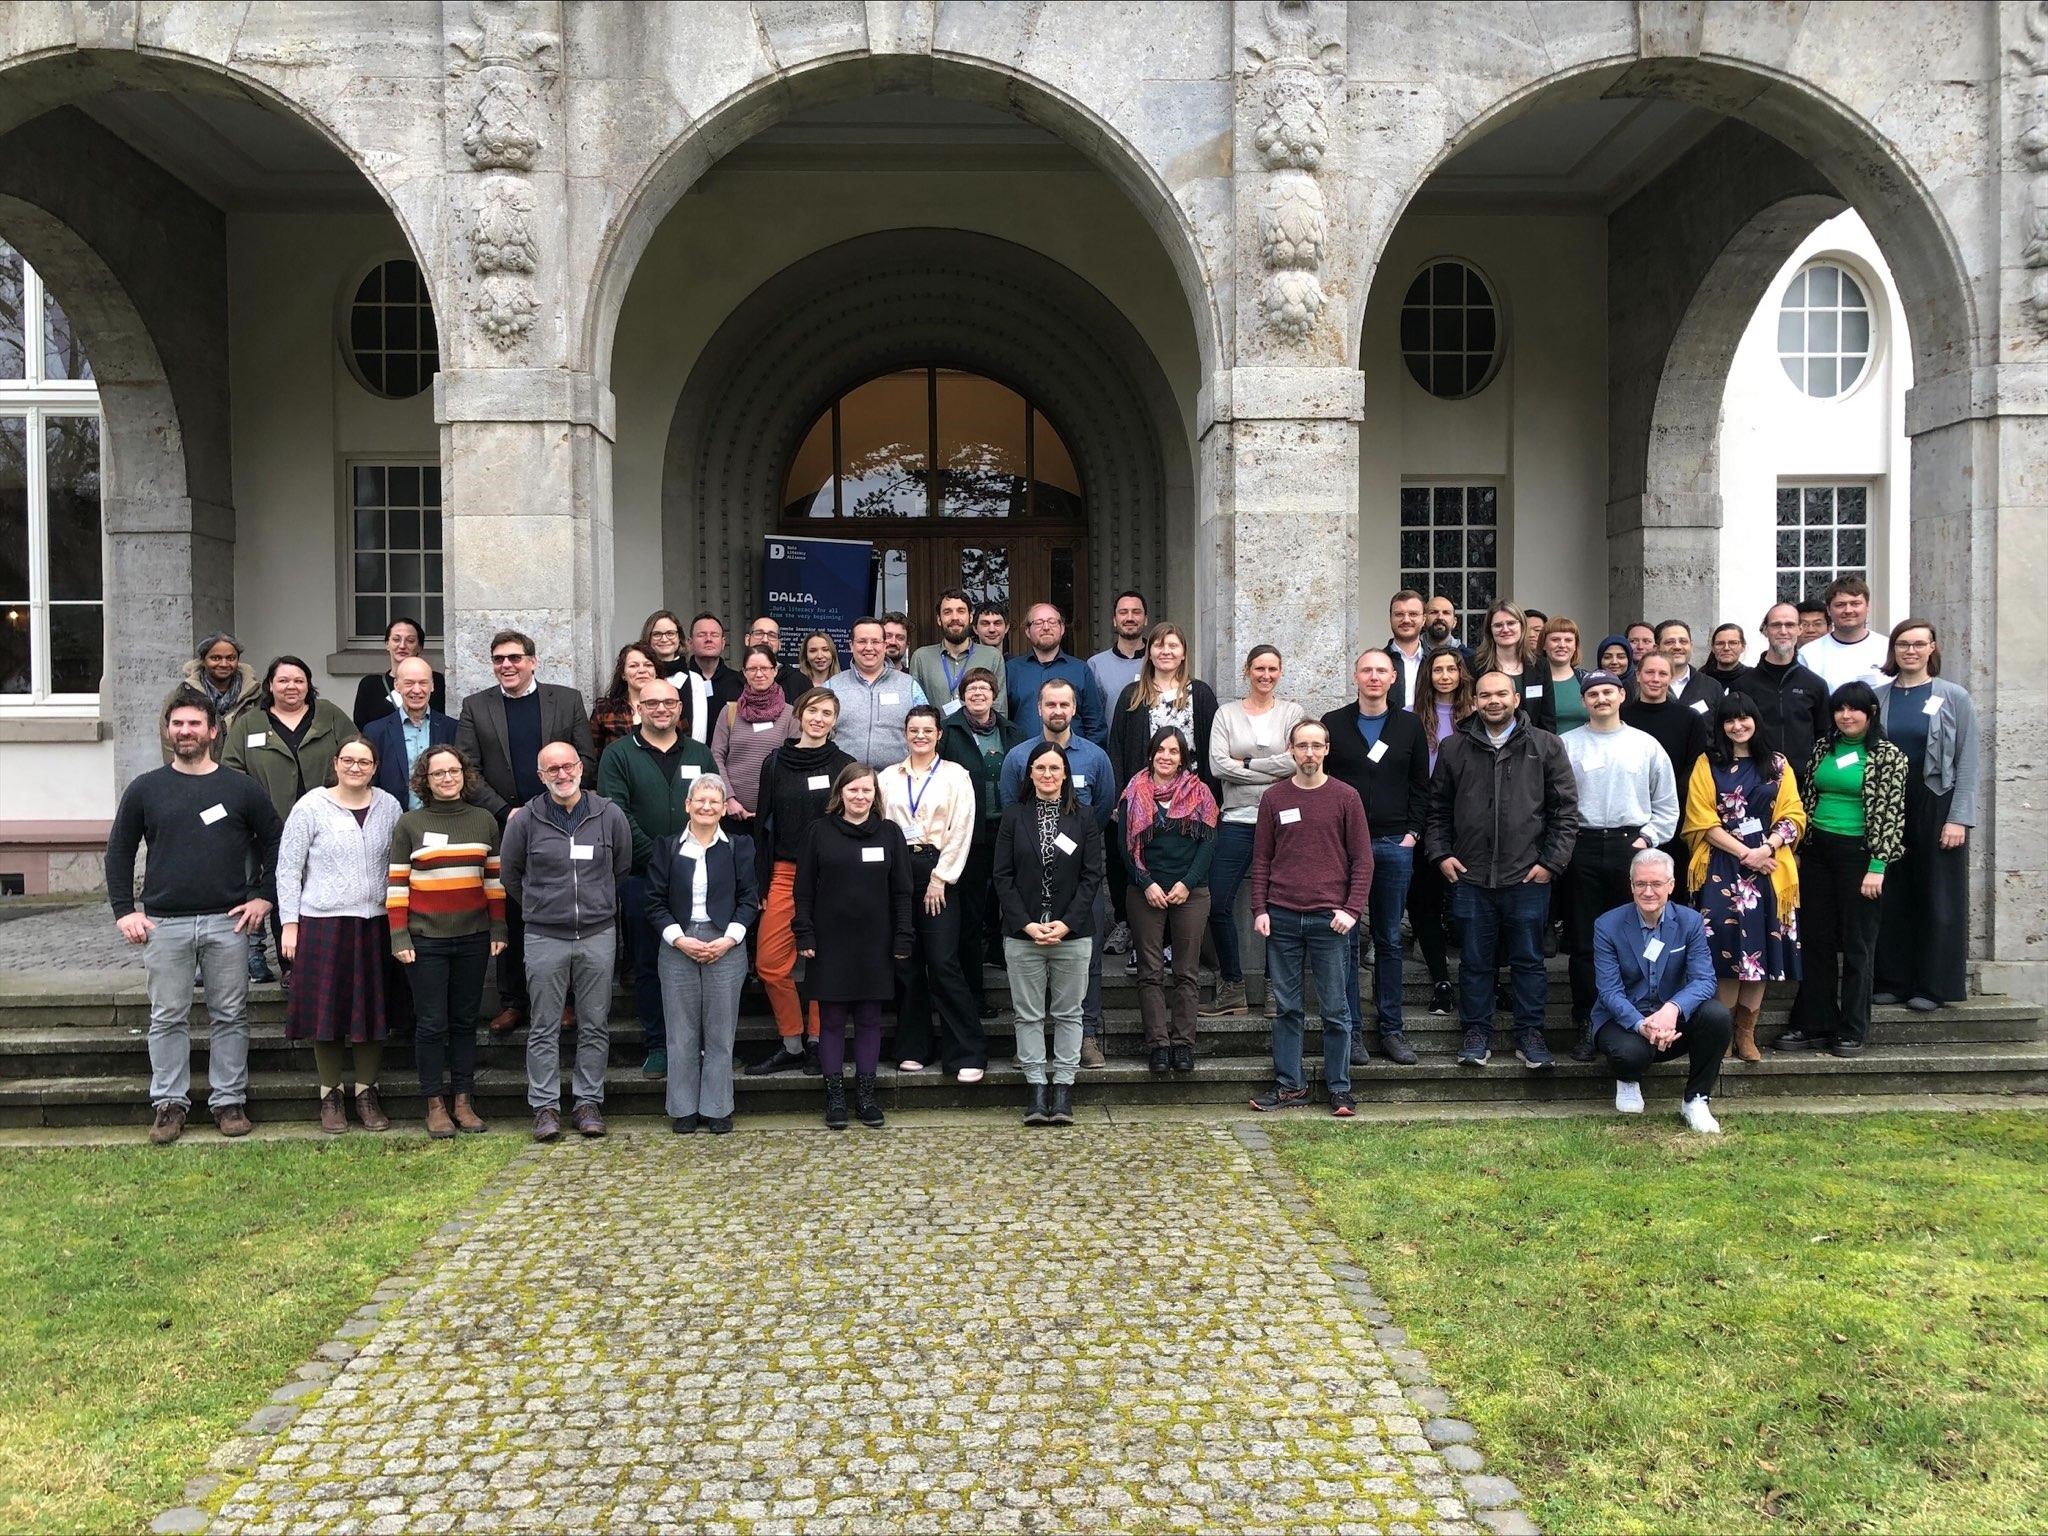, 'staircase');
2,961,2042,1127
